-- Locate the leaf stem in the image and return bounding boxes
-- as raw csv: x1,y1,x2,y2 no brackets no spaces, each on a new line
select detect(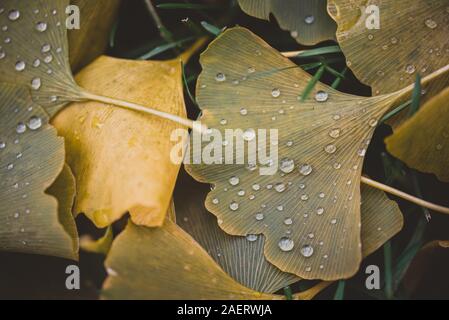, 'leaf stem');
82,91,201,131
361,176,449,215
